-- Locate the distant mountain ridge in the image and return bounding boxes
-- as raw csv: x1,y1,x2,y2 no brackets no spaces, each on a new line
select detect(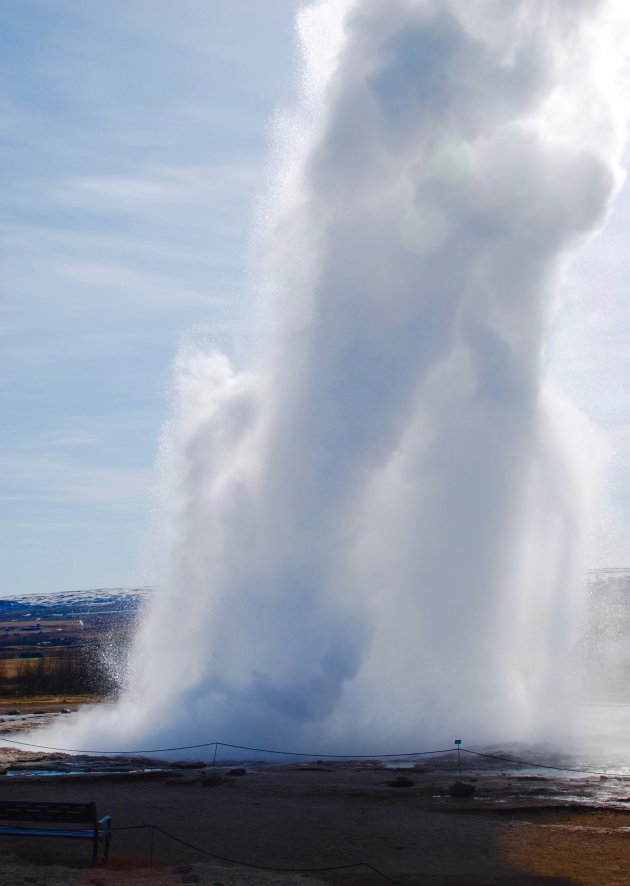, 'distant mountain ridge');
0,587,154,615
2,571,629,612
